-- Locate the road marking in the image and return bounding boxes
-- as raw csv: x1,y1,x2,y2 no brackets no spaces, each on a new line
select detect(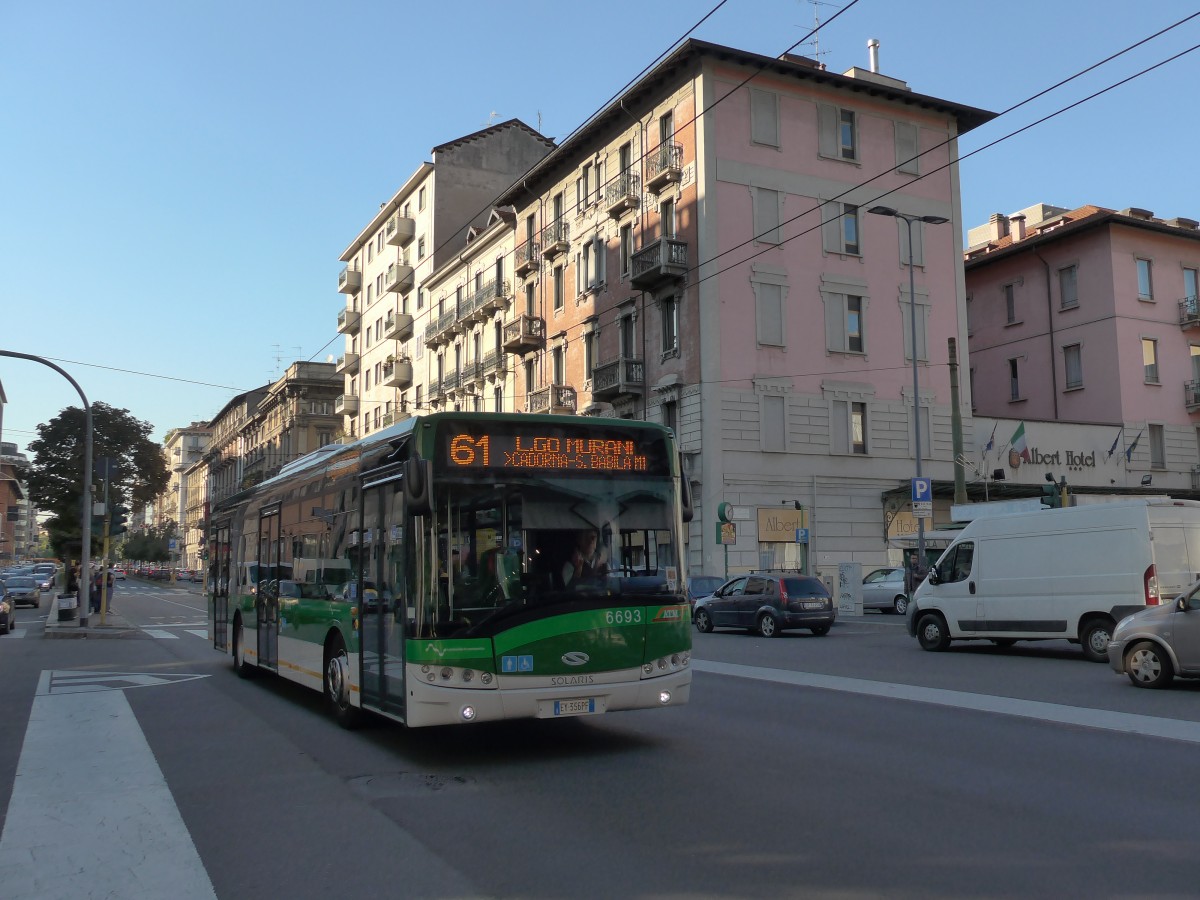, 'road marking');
185,629,208,639
141,629,179,639
0,677,217,899
692,660,1200,745
38,670,210,695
